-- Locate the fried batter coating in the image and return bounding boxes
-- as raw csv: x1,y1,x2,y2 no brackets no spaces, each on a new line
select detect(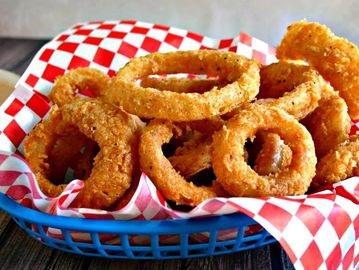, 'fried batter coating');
49,67,110,107
277,20,359,119
313,134,359,189
106,50,260,121
139,120,226,206
212,104,316,197
302,83,351,158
